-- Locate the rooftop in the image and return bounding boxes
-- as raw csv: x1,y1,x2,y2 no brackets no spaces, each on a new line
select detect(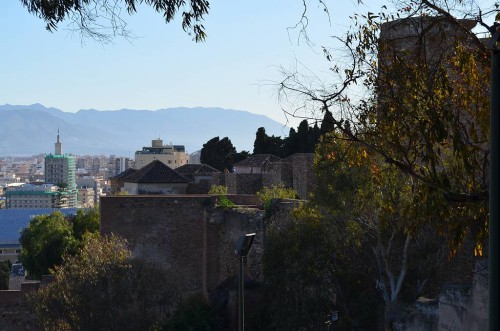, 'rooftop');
175,164,221,178
233,154,283,168
110,168,137,180
123,160,190,184
0,208,78,245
